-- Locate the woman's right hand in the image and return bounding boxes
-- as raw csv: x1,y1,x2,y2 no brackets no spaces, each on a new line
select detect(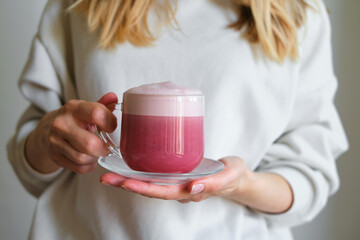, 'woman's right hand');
25,93,118,174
